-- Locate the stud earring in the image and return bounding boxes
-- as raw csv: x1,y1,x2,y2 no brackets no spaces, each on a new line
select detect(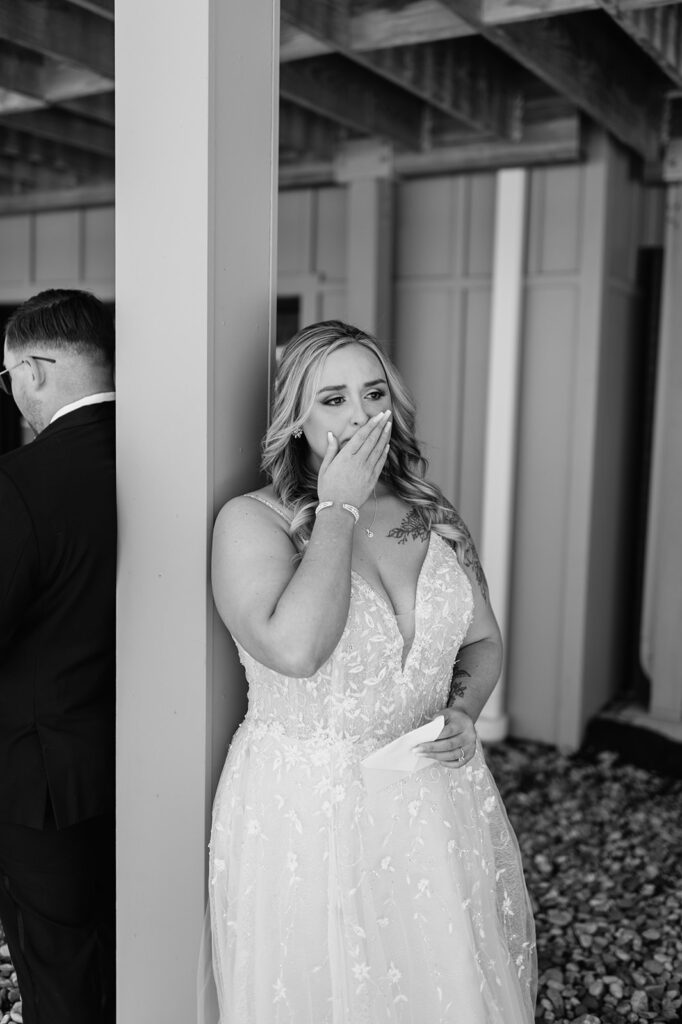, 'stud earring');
292,427,303,440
